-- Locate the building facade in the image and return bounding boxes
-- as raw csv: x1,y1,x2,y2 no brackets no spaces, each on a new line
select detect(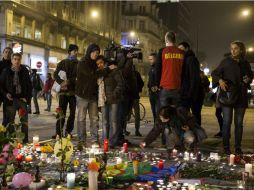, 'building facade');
158,1,192,43
0,1,122,80
121,1,168,95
